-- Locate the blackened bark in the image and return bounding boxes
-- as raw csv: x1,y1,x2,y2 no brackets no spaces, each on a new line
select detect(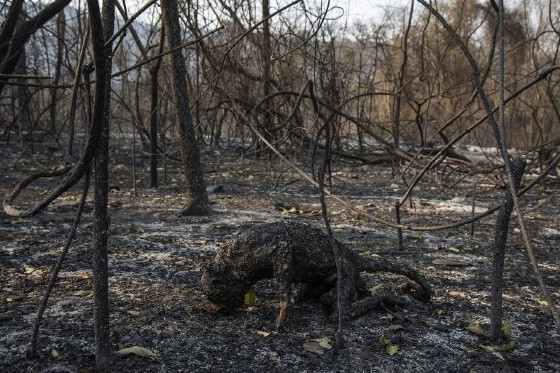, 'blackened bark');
259,0,274,156
395,201,403,250
49,11,66,134
15,49,32,149
87,0,115,371
0,0,71,95
149,67,159,188
0,0,24,64
93,106,111,373
490,157,526,341
161,0,210,215
65,29,90,164
149,24,165,189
